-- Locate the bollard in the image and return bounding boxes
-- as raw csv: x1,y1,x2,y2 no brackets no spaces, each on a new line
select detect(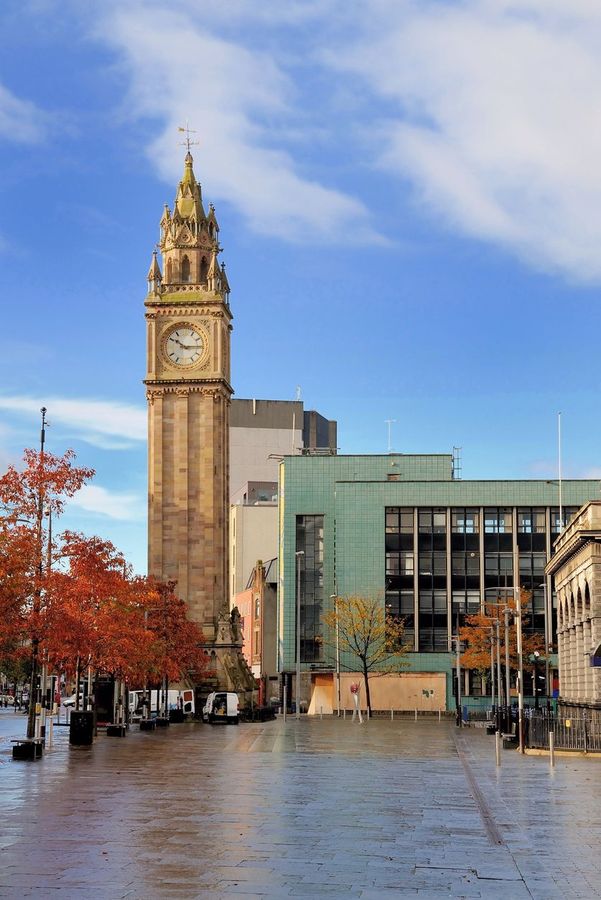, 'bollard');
495,730,501,767
391,708,394,721
414,708,418,721
283,685,287,722
343,708,346,720
549,731,555,768
438,709,441,722
320,706,323,720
